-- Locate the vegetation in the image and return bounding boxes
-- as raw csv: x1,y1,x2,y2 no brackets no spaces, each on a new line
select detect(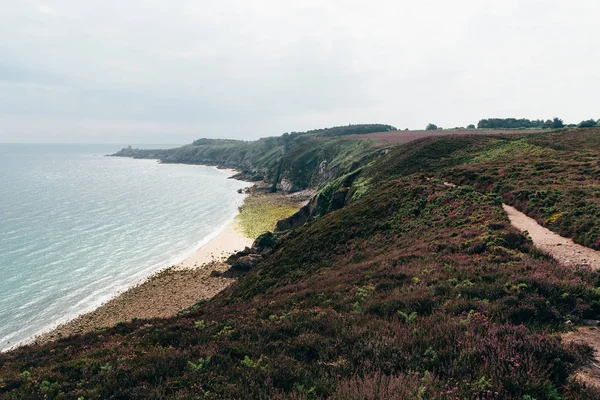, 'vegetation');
4,126,600,398
477,118,565,130
439,129,600,250
578,119,598,129
309,128,600,252
113,124,394,192
2,177,599,398
289,124,396,137
236,194,303,238
425,123,439,130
